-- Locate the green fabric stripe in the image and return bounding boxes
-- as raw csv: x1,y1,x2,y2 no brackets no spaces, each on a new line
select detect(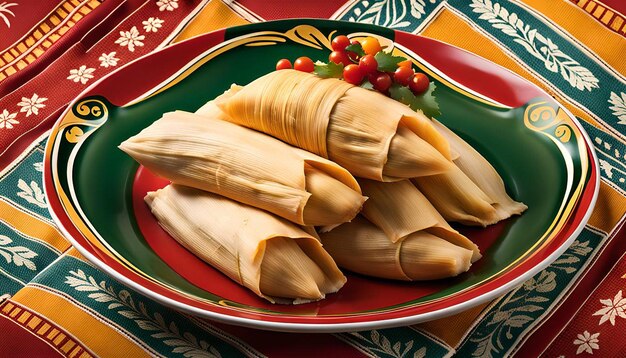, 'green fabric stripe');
337,0,442,32
448,0,626,139
0,266,25,294
457,228,605,357
579,120,626,193
0,221,60,289
0,147,51,222
30,255,248,358
337,327,451,357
